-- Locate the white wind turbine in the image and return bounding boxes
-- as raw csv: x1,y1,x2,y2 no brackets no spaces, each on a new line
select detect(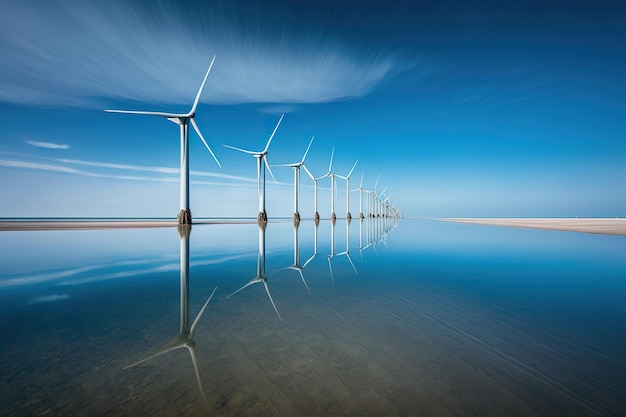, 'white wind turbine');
318,147,337,221
105,56,221,225
223,115,284,223
336,160,358,220
302,147,333,222
370,174,381,217
276,136,314,224
353,173,367,219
